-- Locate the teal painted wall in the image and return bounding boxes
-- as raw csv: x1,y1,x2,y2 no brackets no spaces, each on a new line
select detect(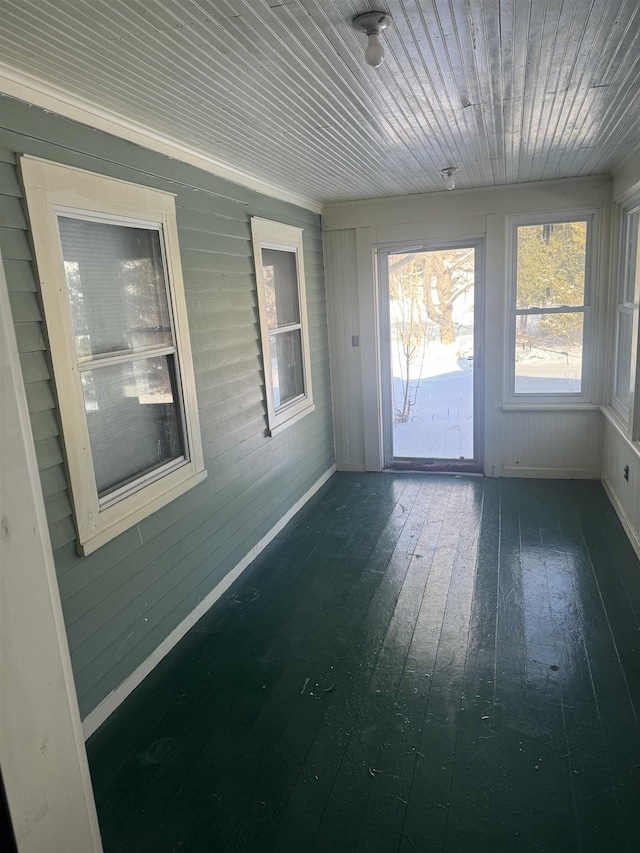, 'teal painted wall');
0,96,334,718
